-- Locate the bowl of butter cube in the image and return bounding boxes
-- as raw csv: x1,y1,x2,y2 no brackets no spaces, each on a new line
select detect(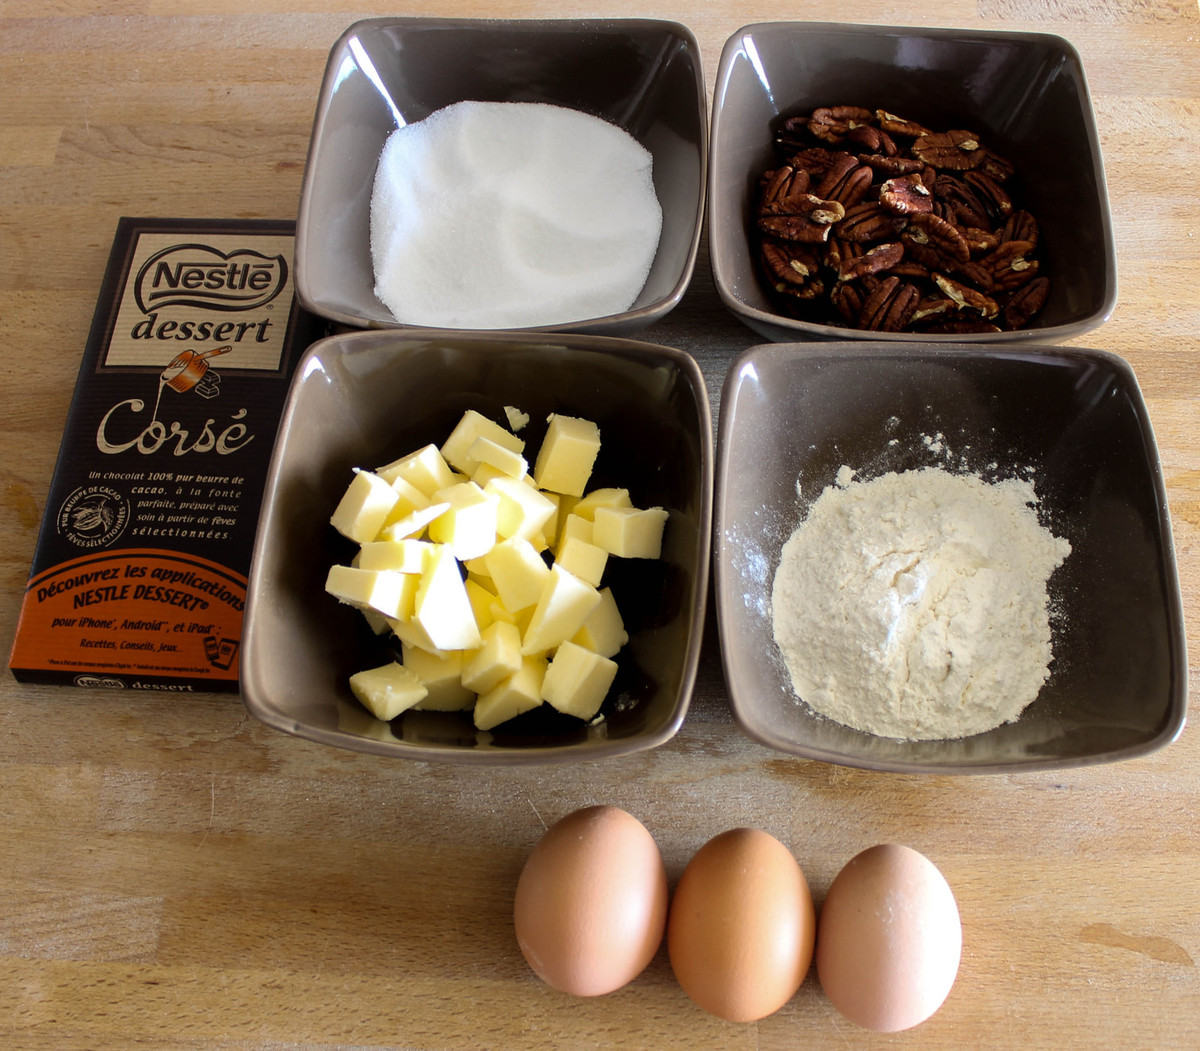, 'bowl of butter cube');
241,329,713,763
